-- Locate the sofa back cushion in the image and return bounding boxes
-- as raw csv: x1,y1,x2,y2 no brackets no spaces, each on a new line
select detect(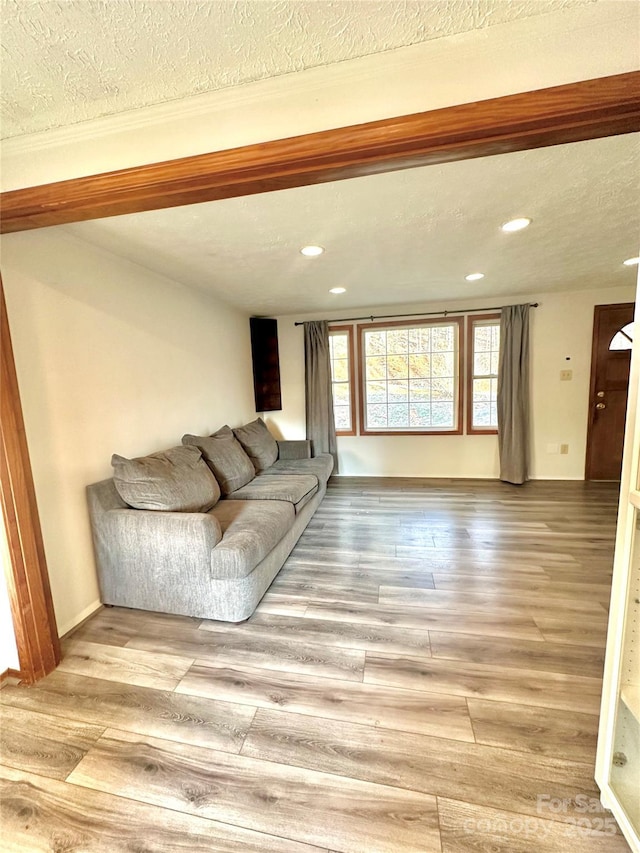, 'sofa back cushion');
111,445,221,512
183,426,255,495
233,418,278,473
